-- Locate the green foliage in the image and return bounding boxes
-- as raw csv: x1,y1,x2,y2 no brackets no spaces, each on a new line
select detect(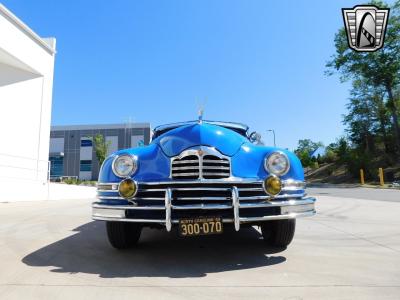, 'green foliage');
345,150,374,179
93,134,111,166
294,139,324,167
326,0,400,152
321,0,400,181
323,148,337,163
62,178,96,186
